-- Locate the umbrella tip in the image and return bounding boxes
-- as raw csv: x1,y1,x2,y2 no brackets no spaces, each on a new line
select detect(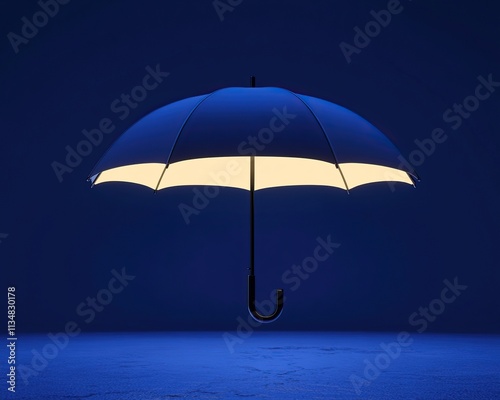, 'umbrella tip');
250,76,256,87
